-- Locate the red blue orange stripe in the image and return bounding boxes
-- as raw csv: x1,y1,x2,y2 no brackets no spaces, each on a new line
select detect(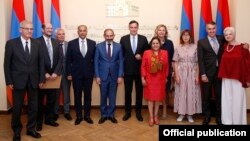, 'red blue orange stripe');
216,0,230,35
10,0,25,39
199,0,212,39
32,0,44,38
180,0,194,38
51,0,61,38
